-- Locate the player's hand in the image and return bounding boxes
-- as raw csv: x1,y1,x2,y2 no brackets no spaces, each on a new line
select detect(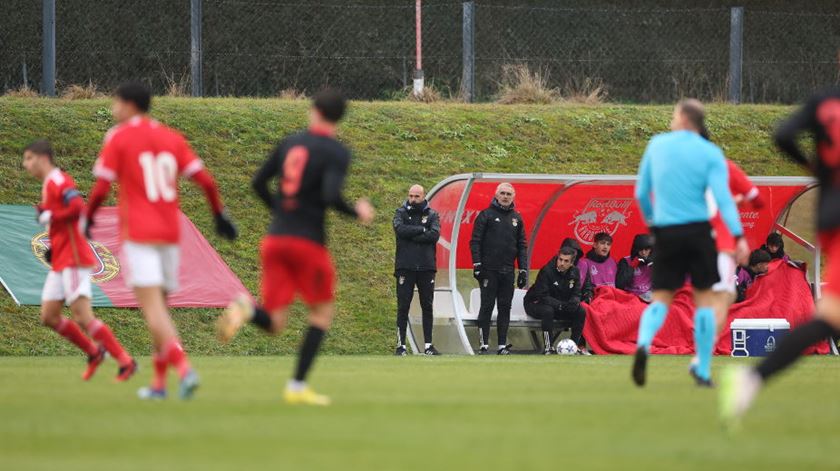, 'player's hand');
82,215,94,240
517,269,528,289
215,211,239,240
473,263,482,281
36,209,52,226
355,199,375,225
735,237,750,266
